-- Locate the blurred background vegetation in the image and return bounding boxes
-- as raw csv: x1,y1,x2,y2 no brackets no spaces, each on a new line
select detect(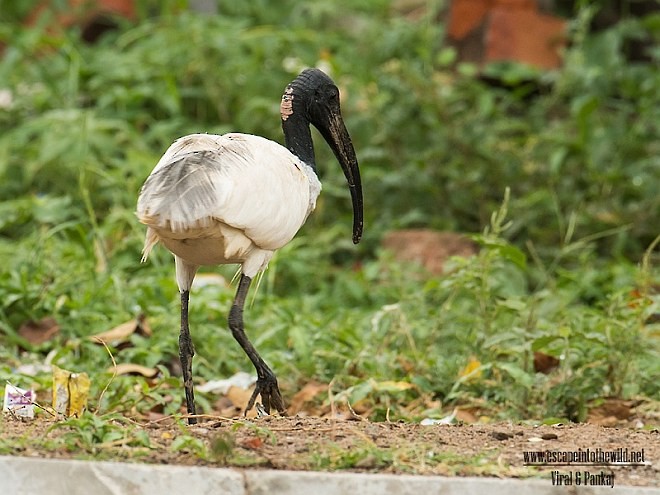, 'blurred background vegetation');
0,0,658,424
